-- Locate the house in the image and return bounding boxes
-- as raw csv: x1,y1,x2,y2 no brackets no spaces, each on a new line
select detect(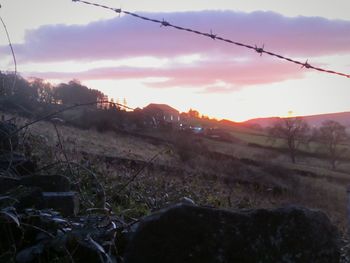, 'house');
142,103,181,127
